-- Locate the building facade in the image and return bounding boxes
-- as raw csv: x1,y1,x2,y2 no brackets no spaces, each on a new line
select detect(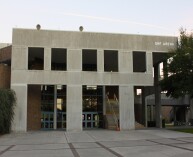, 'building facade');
11,28,177,132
